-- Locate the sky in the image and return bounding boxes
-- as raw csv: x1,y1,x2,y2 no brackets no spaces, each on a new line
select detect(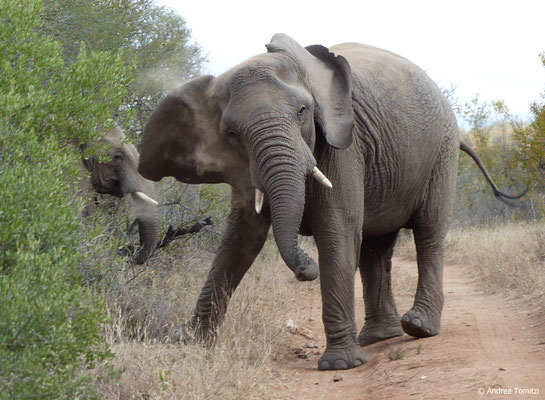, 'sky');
159,0,545,118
